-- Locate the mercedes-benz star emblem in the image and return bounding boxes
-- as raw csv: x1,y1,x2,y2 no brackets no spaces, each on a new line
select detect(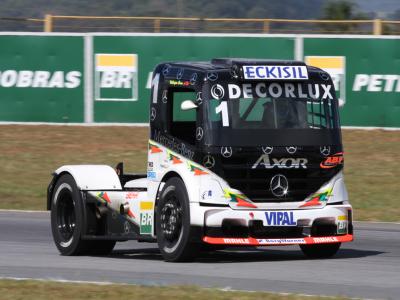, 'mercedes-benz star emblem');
196,92,203,105
320,146,331,156
176,68,184,79
203,155,215,169
221,146,233,158
286,146,297,154
270,174,289,197
162,90,168,103
207,72,218,81
196,127,203,141
190,73,198,85
150,107,156,121
162,65,170,76
262,146,273,154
